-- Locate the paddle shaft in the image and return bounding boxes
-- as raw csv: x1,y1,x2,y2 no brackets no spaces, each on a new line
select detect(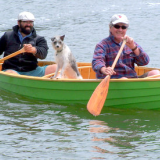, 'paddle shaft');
0,47,25,63
87,39,126,116
111,40,126,69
